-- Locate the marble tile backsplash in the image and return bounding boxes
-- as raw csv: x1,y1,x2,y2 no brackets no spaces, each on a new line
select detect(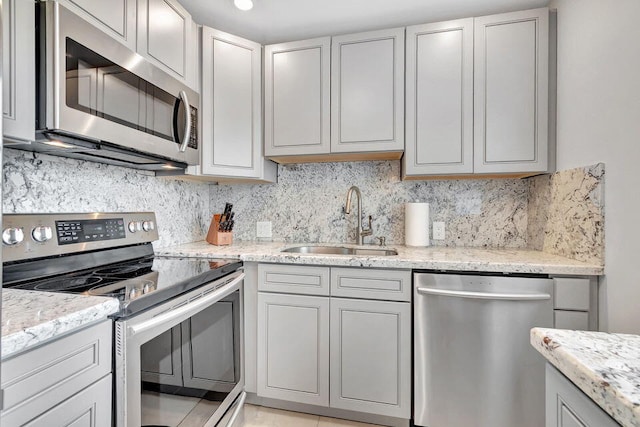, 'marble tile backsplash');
527,163,605,264
2,148,604,263
210,161,530,247
2,149,210,248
